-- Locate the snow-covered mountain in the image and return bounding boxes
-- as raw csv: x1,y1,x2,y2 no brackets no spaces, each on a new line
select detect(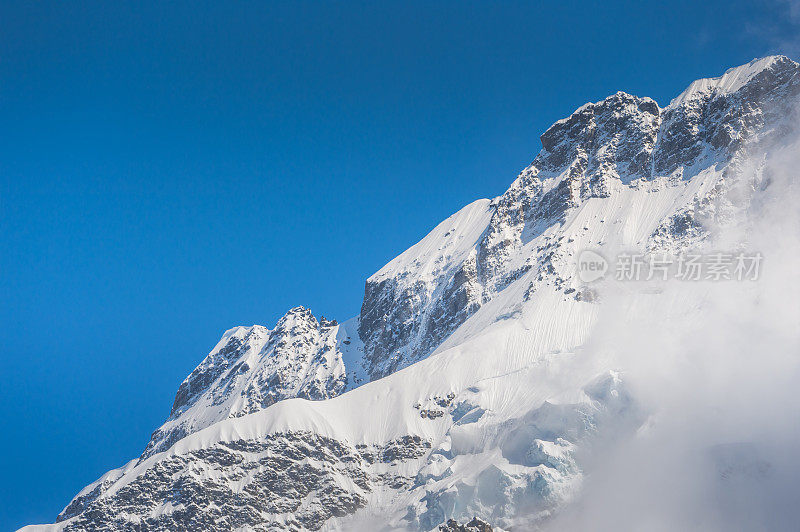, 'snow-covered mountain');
22,56,800,531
